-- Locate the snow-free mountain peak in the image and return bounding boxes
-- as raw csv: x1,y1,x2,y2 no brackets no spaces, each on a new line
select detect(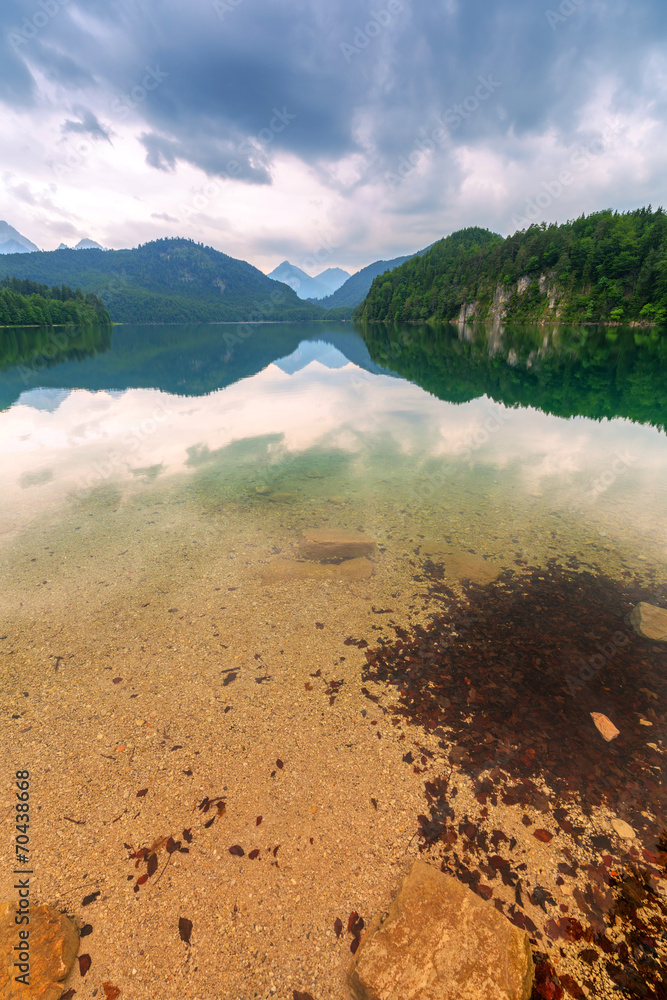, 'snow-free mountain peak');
0,221,39,254
268,260,350,300
74,238,106,250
